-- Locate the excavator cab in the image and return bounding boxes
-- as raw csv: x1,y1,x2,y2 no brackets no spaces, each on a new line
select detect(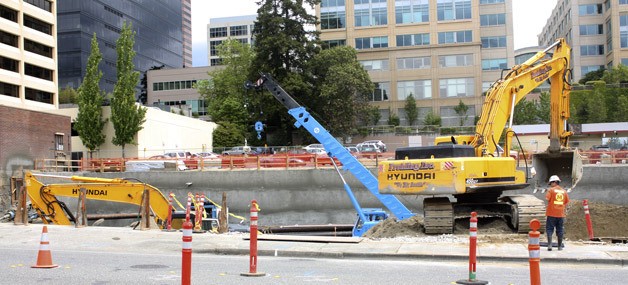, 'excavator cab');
531,150,583,191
